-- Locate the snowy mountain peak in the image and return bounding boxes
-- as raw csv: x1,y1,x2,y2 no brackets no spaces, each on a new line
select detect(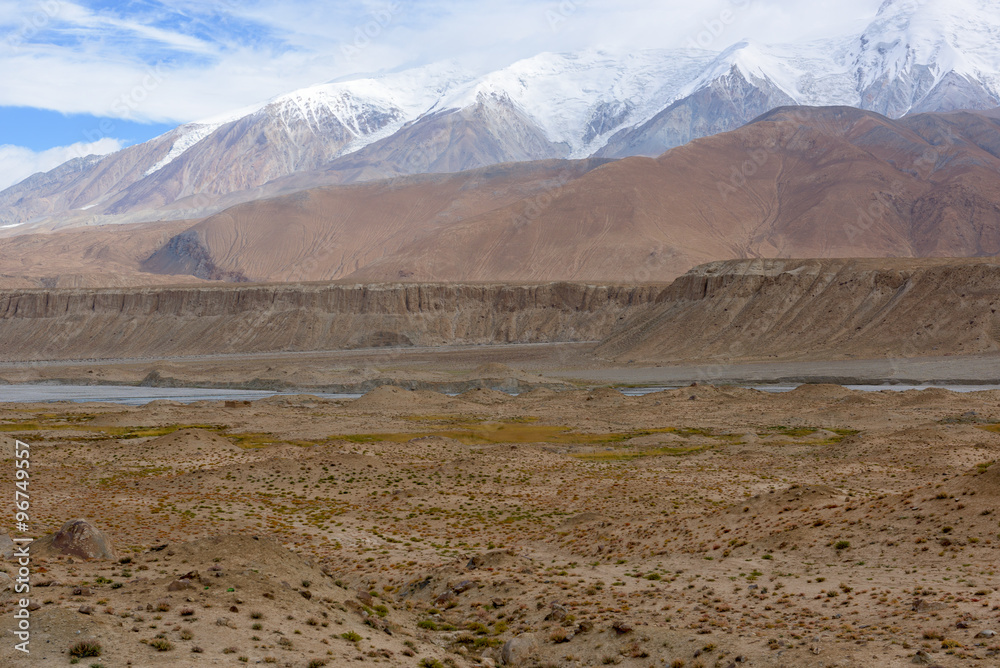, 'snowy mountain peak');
5,0,1000,231
849,0,1000,115
679,40,804,102
862,0,1000,71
